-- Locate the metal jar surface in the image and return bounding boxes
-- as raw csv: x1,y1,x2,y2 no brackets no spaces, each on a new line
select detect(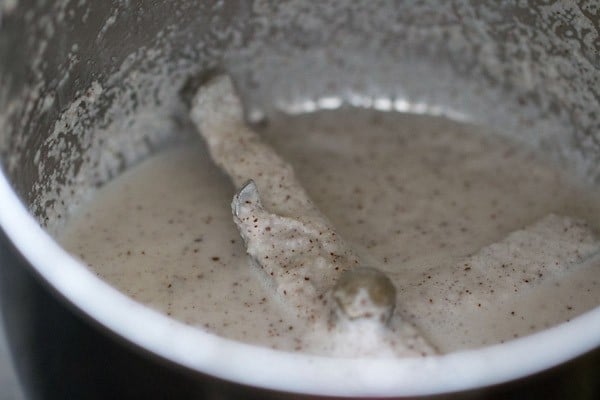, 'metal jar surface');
1,1,600,399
